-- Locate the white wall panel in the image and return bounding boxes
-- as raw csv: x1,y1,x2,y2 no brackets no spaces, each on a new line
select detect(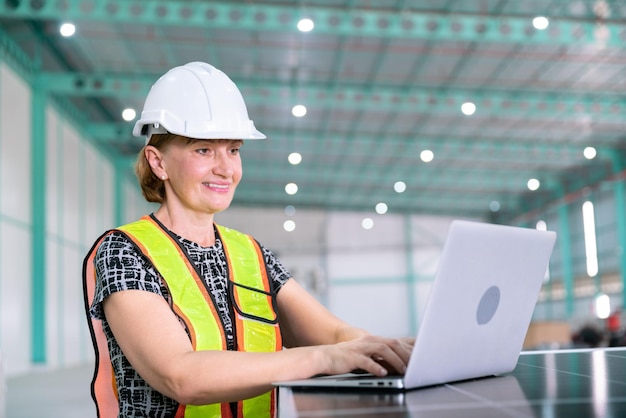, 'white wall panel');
61,124,81,244
0,223,31,375
216,206,329,257
45,107,59,238
62,246,84,366
329,282,410,338
123,181,157,225
275,254,324,293
45,240,60,368
0,63,33,377
84,149,114,242
326,212,408,279
327,211,405,250
0,64,31,223
327,249,406,280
